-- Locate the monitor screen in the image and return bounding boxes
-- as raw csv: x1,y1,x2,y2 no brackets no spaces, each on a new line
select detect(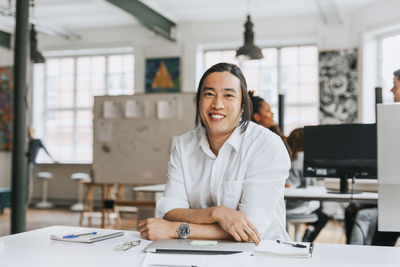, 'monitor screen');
304,123,377,179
